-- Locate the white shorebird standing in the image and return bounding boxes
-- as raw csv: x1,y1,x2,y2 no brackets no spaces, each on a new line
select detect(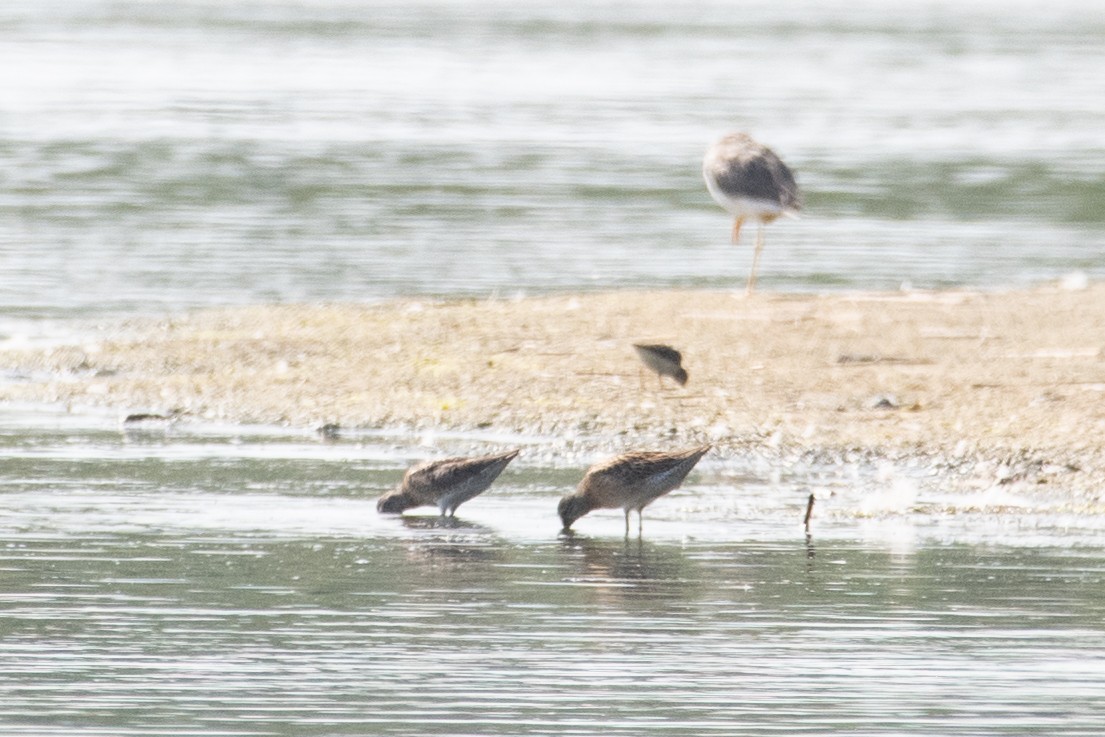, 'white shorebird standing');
703,132,801,294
